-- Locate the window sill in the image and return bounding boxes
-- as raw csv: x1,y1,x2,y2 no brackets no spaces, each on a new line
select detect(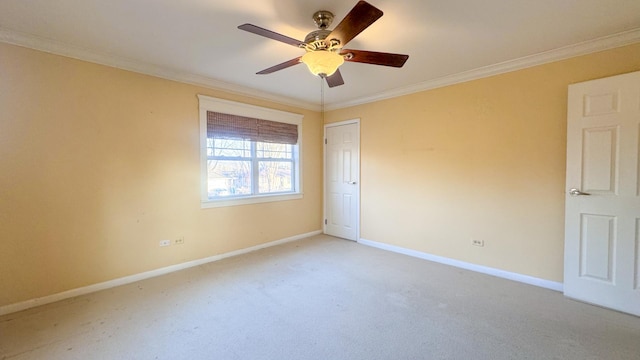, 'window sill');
201,193,303,208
